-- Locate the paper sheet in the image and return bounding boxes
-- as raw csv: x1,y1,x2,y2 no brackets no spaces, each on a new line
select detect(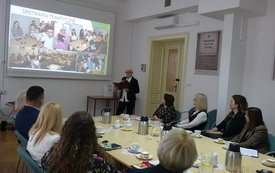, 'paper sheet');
240,147,258,158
